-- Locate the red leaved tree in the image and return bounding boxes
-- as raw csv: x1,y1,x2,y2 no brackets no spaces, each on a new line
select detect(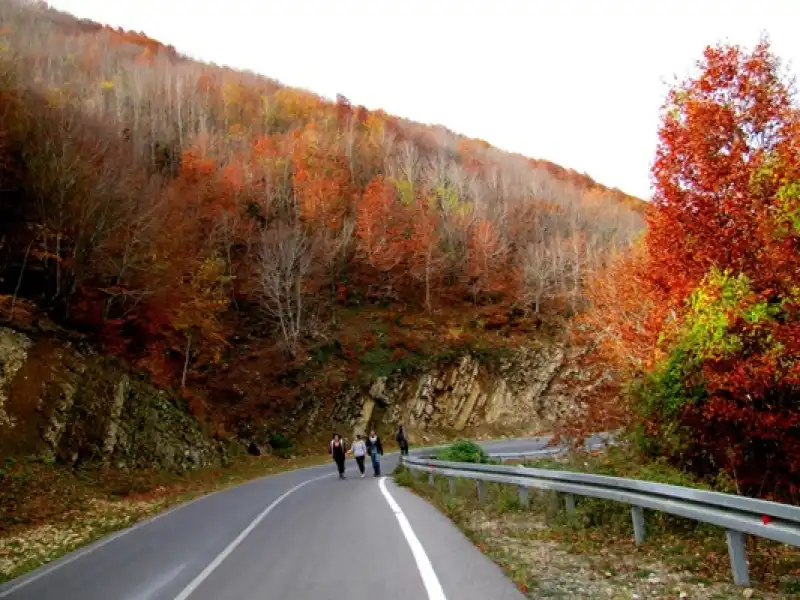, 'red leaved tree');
466,218,510,303
648,39,799,300
292,125,351,232
407,199,443,311
644,38,800,499
354,175,411,299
